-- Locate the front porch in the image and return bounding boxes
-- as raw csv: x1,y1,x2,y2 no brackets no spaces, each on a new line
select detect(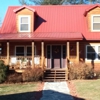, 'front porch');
0,41,80,70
